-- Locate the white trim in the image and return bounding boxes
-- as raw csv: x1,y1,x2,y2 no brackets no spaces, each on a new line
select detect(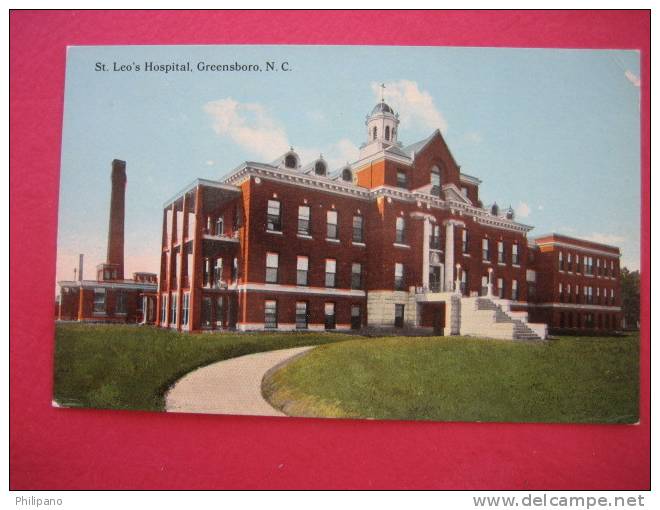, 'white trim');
237,282,366,297
297,234,313,240
534,240,620,258
393,243,411,249
326,238,341,243
58,280,157,292
530,303,621,311
266,229,283,235
351,241,366,247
